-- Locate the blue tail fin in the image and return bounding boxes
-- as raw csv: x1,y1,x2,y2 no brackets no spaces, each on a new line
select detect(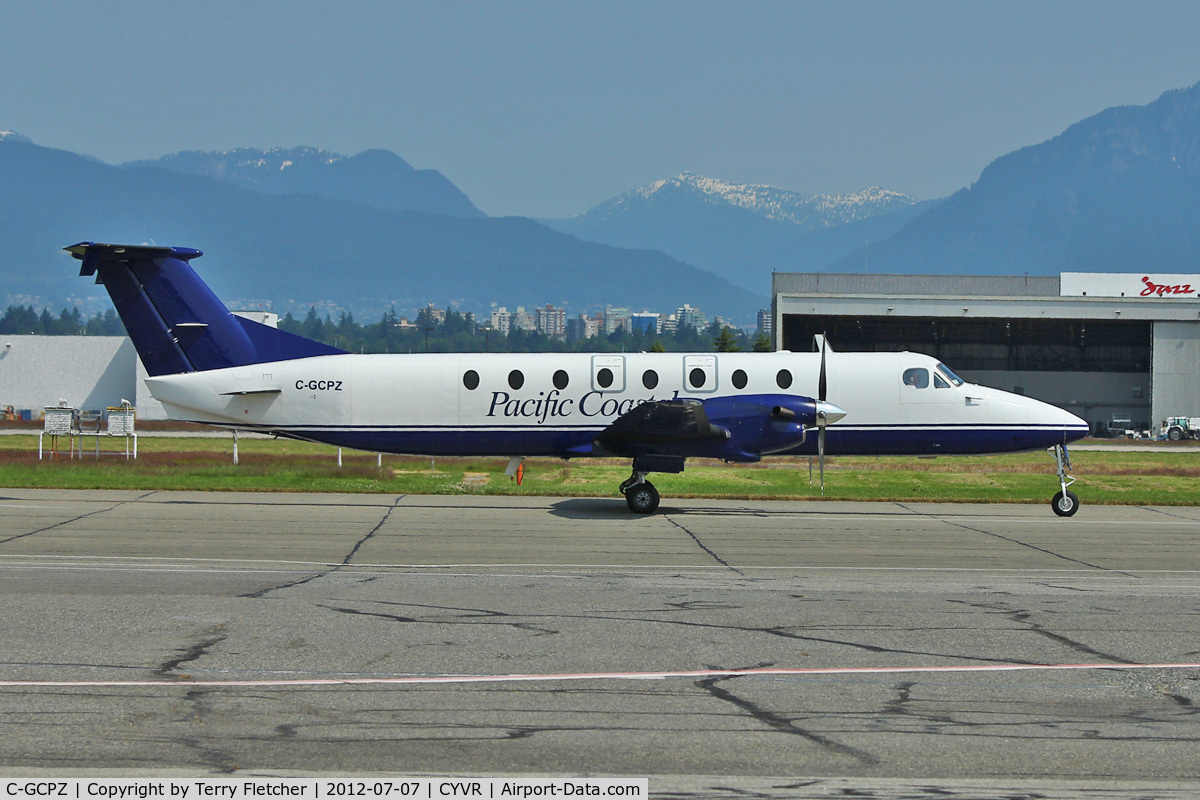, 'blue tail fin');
67,242,345,376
